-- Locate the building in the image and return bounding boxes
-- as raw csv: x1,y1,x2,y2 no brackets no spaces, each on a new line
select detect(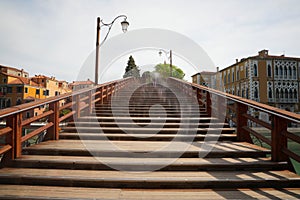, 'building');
0,66,47,109
191,71,217,88
218,50,300,113
0,65,71,118
69,79,95,91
